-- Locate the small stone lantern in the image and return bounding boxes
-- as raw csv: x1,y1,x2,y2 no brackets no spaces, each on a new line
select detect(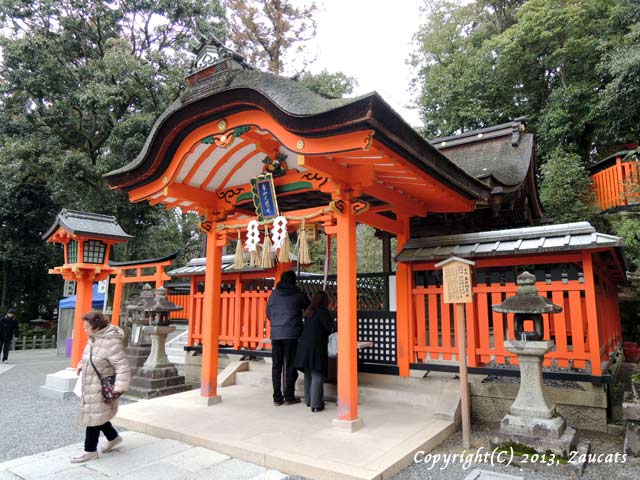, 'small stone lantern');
491,271,577,456
141,287,182,369
493,271,561,341
127,286,190,398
